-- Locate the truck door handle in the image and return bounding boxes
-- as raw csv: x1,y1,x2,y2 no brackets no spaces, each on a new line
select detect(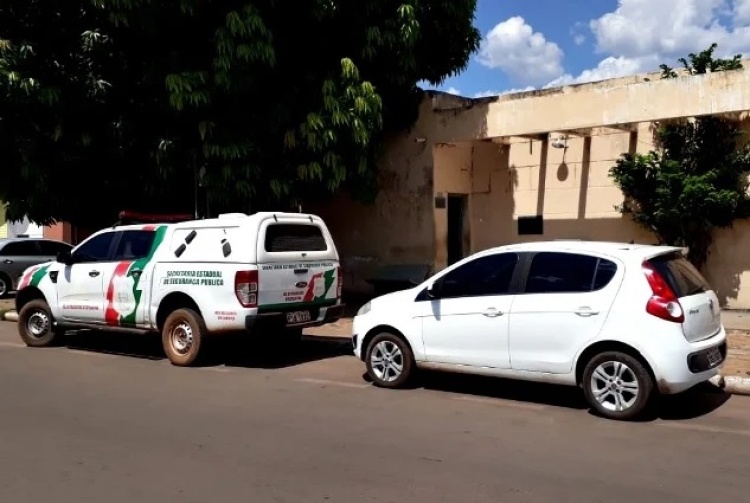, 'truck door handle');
482,308,503,318
130,269,143,277
575,307,599,317
88,270,100,278
294,268,308,275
